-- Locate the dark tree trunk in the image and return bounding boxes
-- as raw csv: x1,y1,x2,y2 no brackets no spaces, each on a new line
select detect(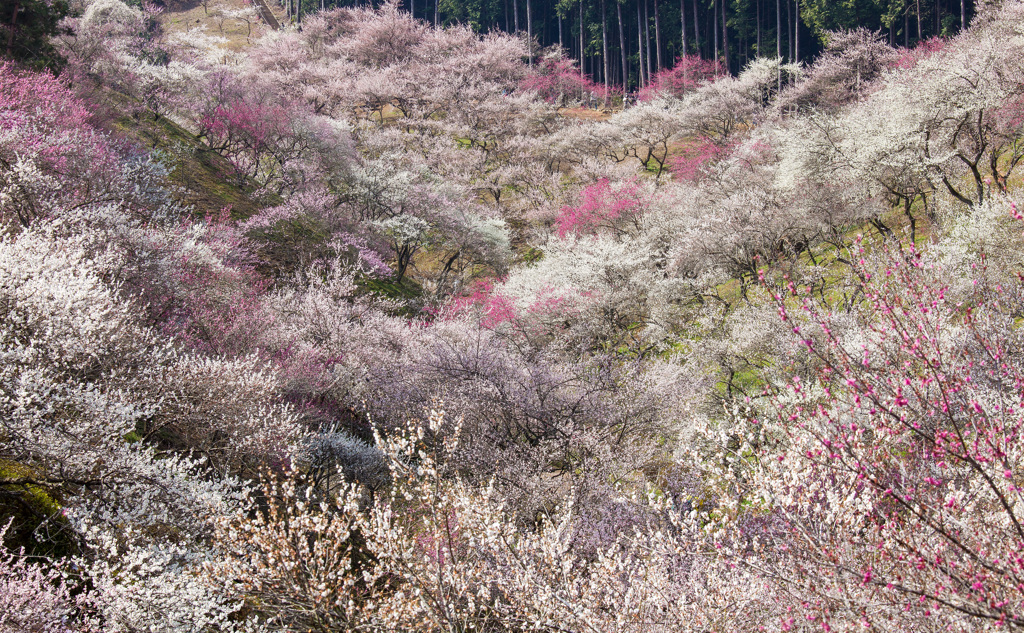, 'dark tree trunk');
619,0,629,89
692,0,700,57
794,0,799,61
644,0,652,80
637,2,646,85
786,0,792,60
602,0,609,95
6,1,18,58
776,0,781,90
513,0,519,33
756,0,761,56
654,0,662,69
581,0,586,96
721,0,729,72
526,0,533,66
713,0,718,63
